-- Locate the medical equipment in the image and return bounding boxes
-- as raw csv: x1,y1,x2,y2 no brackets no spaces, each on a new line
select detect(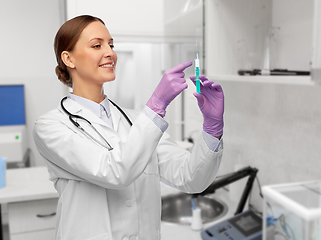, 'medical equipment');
194,166,258,215
238,68,310,76
192,198,196,210
0,85,29,167
196,167,261,238
191,207,203,231
0,126,28,164
60,97,132,151
262,181,321,240
0,85,26,126
195,53,201,93
190,197,203,230
201,210,262,240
